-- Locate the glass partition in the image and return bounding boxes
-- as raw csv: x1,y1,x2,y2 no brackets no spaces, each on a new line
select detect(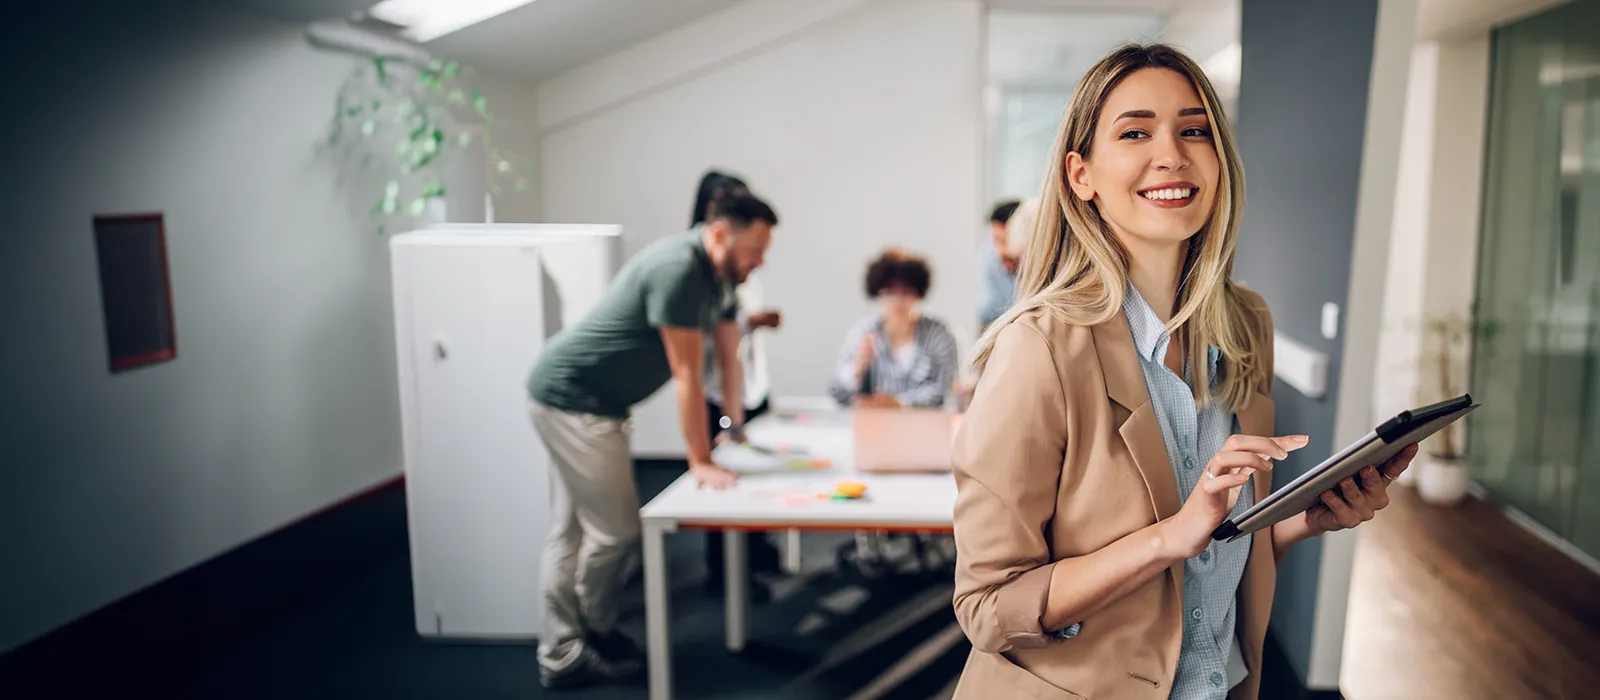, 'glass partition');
1471,0,1600,559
